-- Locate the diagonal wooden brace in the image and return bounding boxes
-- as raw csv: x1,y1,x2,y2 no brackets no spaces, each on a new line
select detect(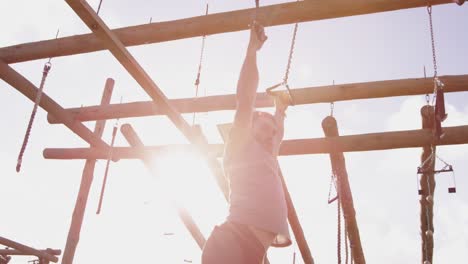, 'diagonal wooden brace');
64,0,229,201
